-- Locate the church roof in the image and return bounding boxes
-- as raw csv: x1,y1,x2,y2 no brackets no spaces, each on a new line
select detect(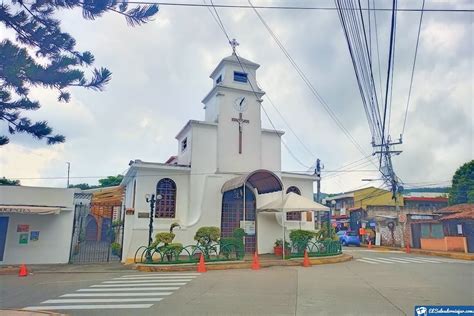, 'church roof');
175,120,217,140
210,53,260,78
